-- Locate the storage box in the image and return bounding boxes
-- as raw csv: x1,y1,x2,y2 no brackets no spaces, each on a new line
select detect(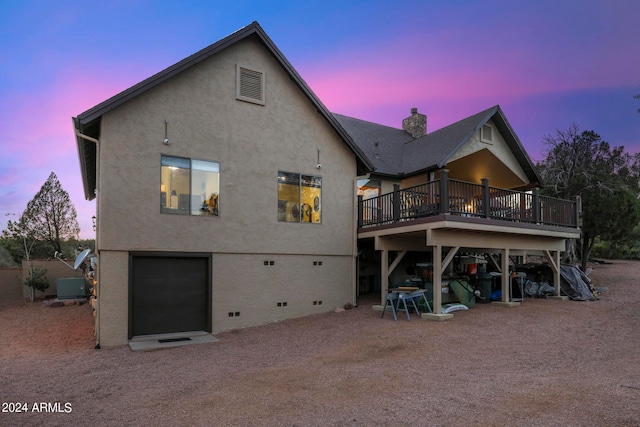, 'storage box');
56,278,87,299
